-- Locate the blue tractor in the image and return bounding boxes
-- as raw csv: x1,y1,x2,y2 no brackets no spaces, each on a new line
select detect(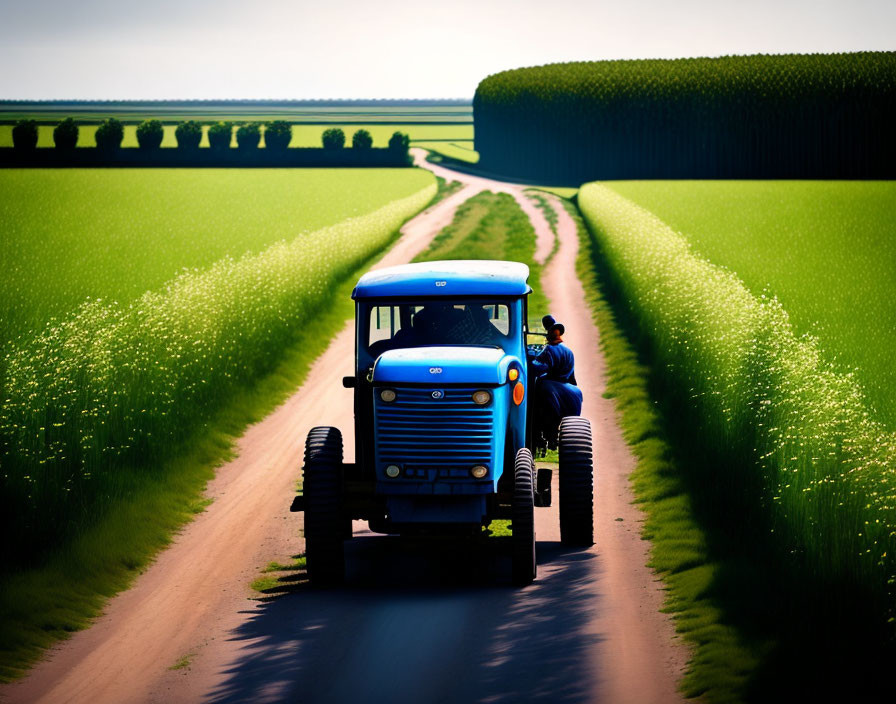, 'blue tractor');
294,260,593,585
